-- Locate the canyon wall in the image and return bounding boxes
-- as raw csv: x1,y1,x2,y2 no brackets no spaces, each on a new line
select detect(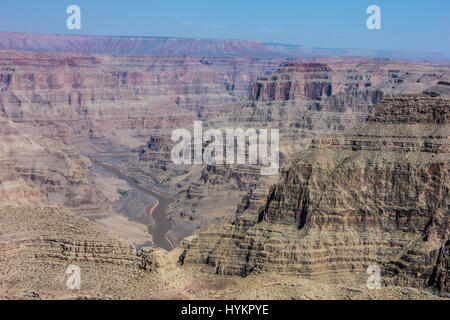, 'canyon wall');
0,50,281,150
2,206,438,299
138,59,449,246
0,49,281,249
0,31,449,299
180,87,449,295
0,207,179,299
